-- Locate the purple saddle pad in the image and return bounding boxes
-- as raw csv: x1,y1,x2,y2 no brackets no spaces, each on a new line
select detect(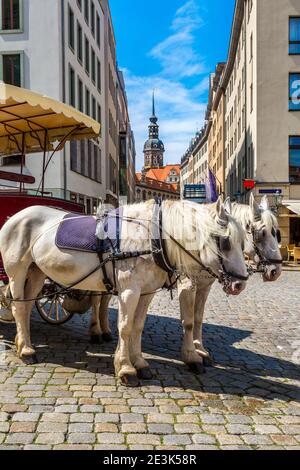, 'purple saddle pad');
55,208,123,253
